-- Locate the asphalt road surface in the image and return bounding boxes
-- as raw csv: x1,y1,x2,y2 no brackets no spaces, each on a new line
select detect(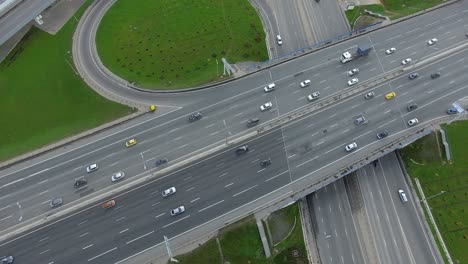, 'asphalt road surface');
311,152,441,264
1,0,467,234
0,1,467,263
